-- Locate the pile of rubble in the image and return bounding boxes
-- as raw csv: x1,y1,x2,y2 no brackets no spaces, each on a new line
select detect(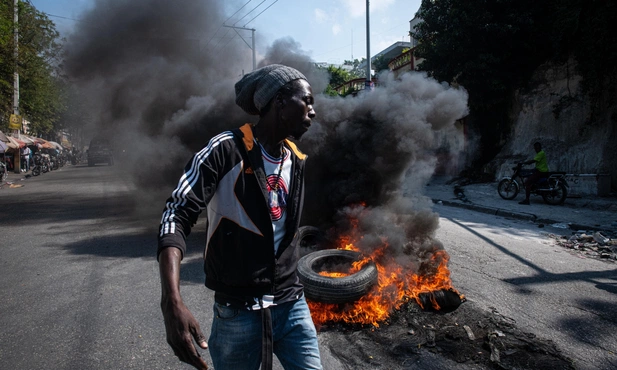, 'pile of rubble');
549,231,617,261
